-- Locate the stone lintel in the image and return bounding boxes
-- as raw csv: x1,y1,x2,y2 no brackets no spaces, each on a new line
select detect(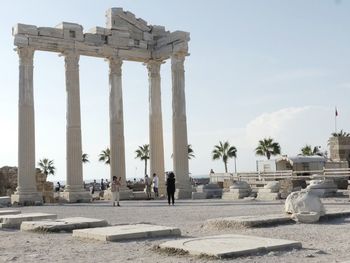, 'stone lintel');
14,34,154,62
